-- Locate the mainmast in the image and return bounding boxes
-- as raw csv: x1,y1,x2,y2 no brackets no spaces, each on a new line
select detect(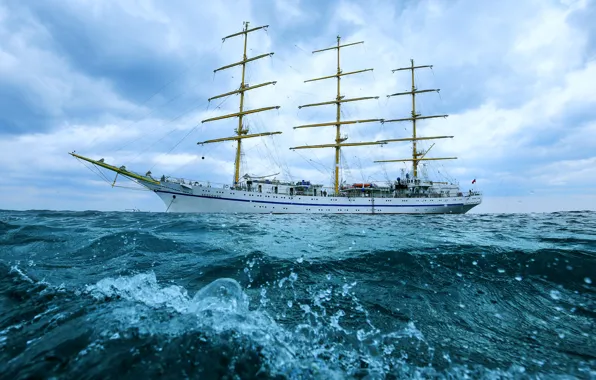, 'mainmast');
375,59,456,178
198,22,281,186
289,36,384,194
